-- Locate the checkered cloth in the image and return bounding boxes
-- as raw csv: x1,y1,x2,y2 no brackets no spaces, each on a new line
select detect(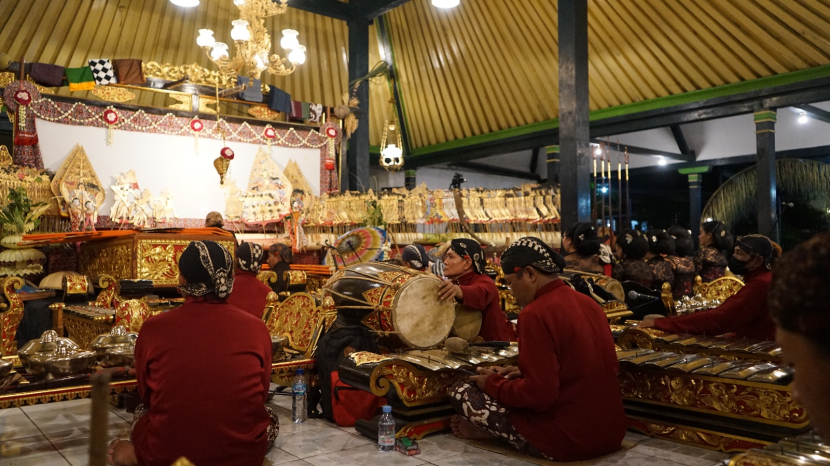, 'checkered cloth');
88,59,117,85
